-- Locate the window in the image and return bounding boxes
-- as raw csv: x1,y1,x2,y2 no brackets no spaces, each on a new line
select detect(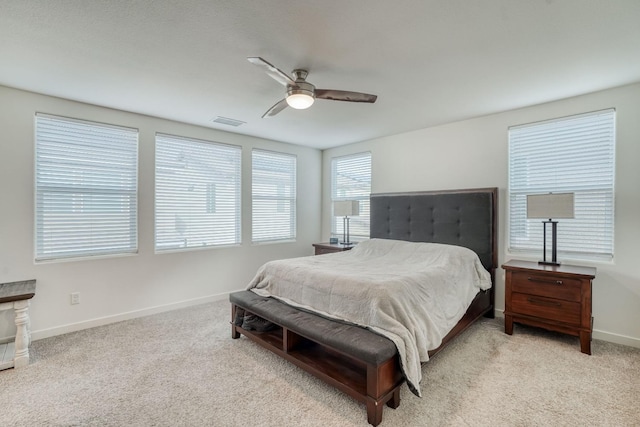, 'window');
155,133,241,252
508,109,615,261
331,152,372,241
35,114,138,261
252,149,296,243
